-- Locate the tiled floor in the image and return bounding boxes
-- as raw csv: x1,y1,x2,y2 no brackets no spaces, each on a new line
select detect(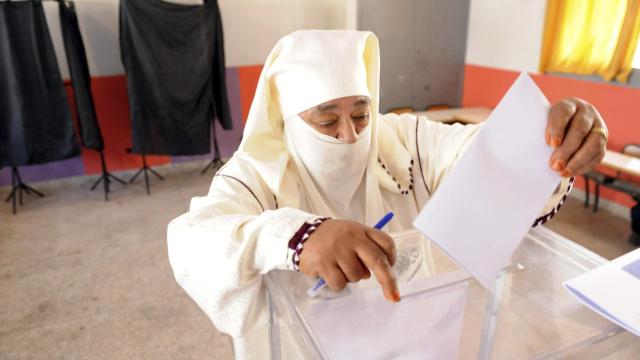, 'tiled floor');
1,161,637,358
0,161,234,359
